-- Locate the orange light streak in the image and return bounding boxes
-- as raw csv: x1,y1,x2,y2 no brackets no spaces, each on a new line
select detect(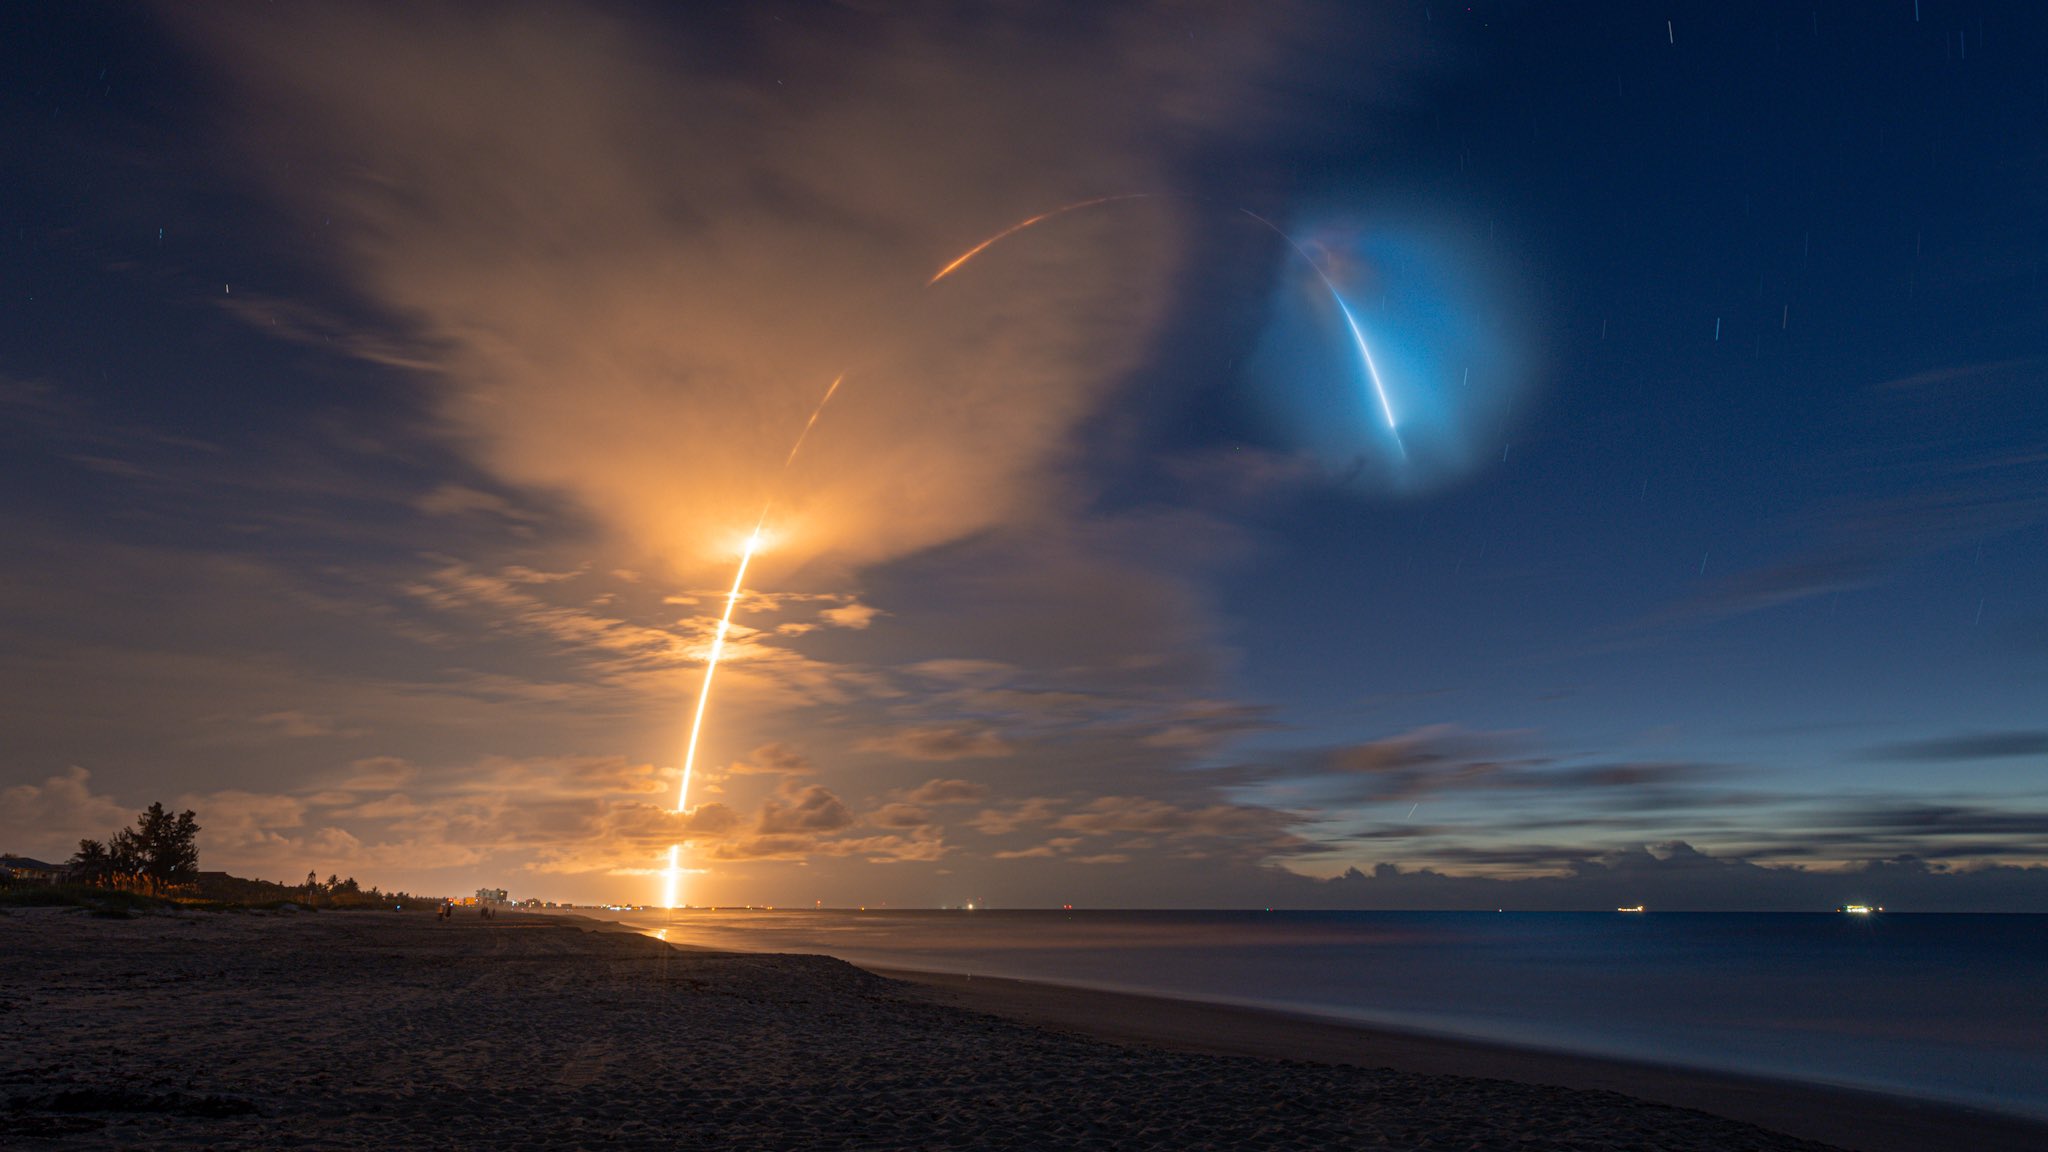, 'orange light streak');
784,375,842,466
664,373,846,909
662,524,759,911
675,526,762,816
928,194,1156,284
